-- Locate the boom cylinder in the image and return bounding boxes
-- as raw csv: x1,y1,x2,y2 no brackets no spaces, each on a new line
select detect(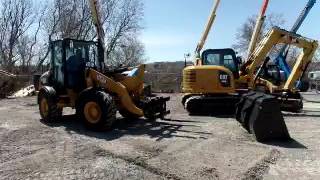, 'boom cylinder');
195,0,221,56
247,0,270,59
